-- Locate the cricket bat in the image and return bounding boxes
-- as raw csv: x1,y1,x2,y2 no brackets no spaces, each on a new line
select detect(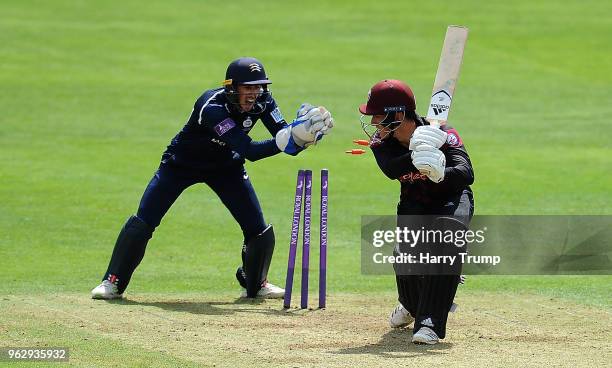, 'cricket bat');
426,25,469,127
